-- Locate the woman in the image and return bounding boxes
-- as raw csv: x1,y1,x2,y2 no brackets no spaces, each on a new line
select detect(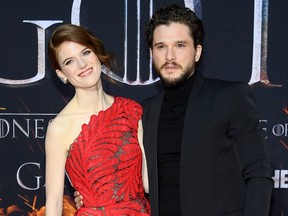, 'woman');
45,24,150,216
